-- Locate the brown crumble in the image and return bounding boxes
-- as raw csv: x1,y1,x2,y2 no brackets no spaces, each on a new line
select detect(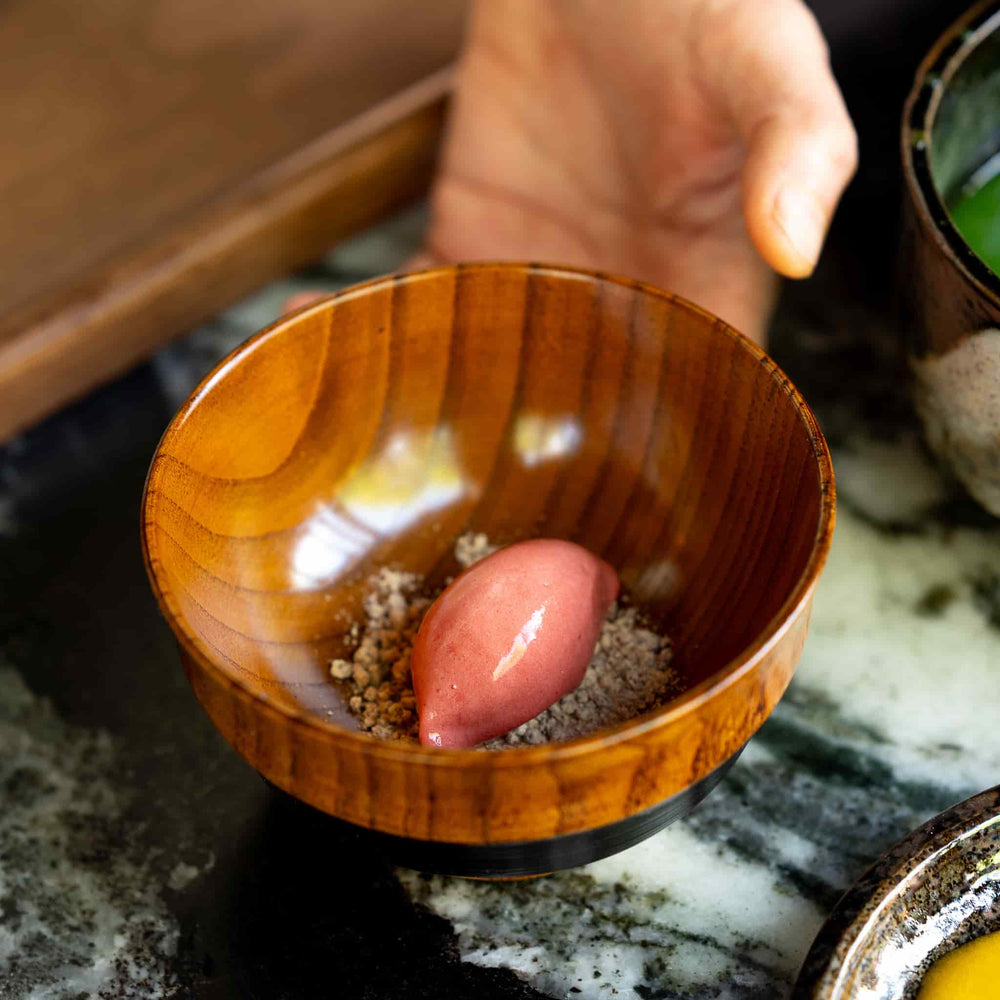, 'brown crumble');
329,534,680,747
454,531,496,569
